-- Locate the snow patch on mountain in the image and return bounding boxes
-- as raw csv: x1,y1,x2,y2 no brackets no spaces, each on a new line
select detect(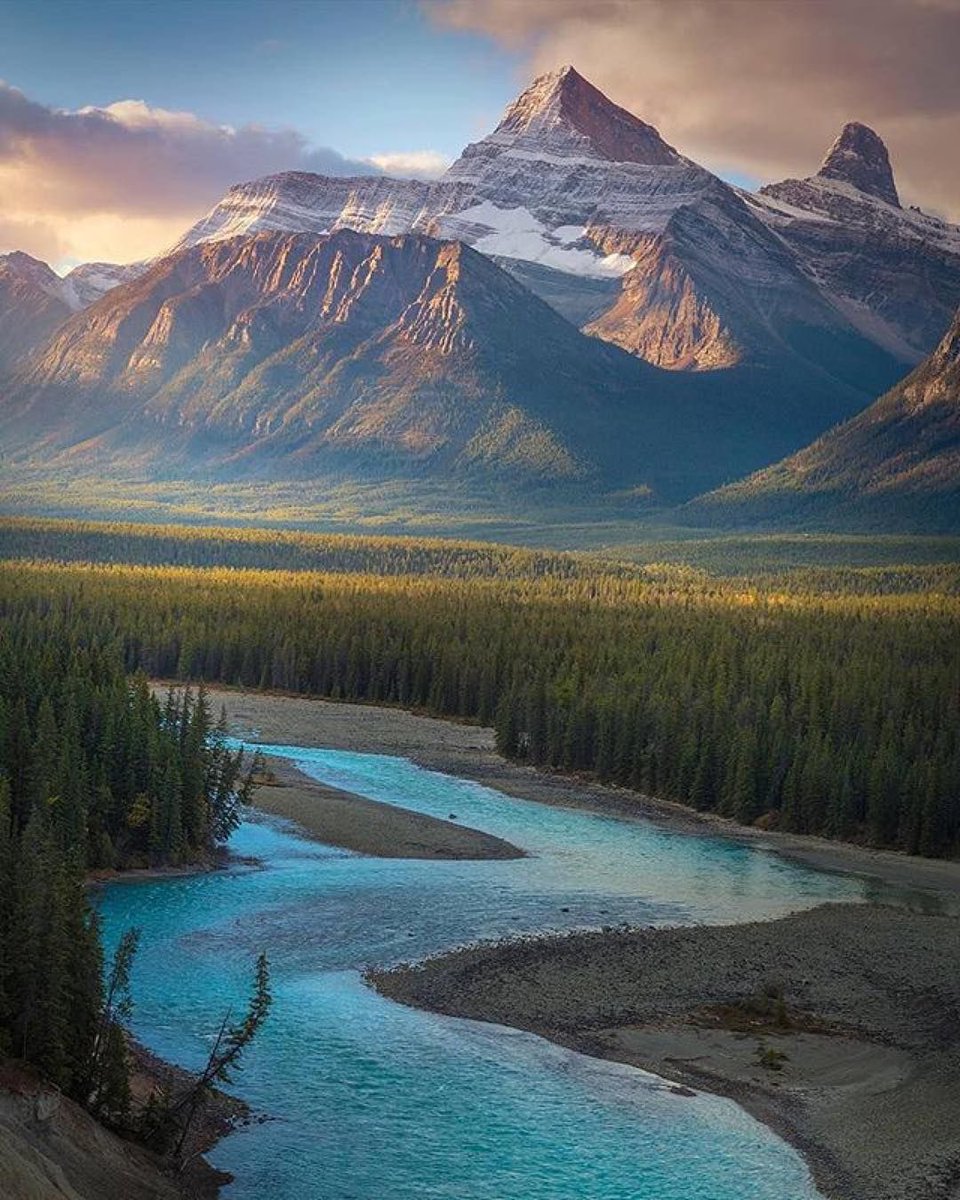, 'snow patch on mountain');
439,202,633,278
